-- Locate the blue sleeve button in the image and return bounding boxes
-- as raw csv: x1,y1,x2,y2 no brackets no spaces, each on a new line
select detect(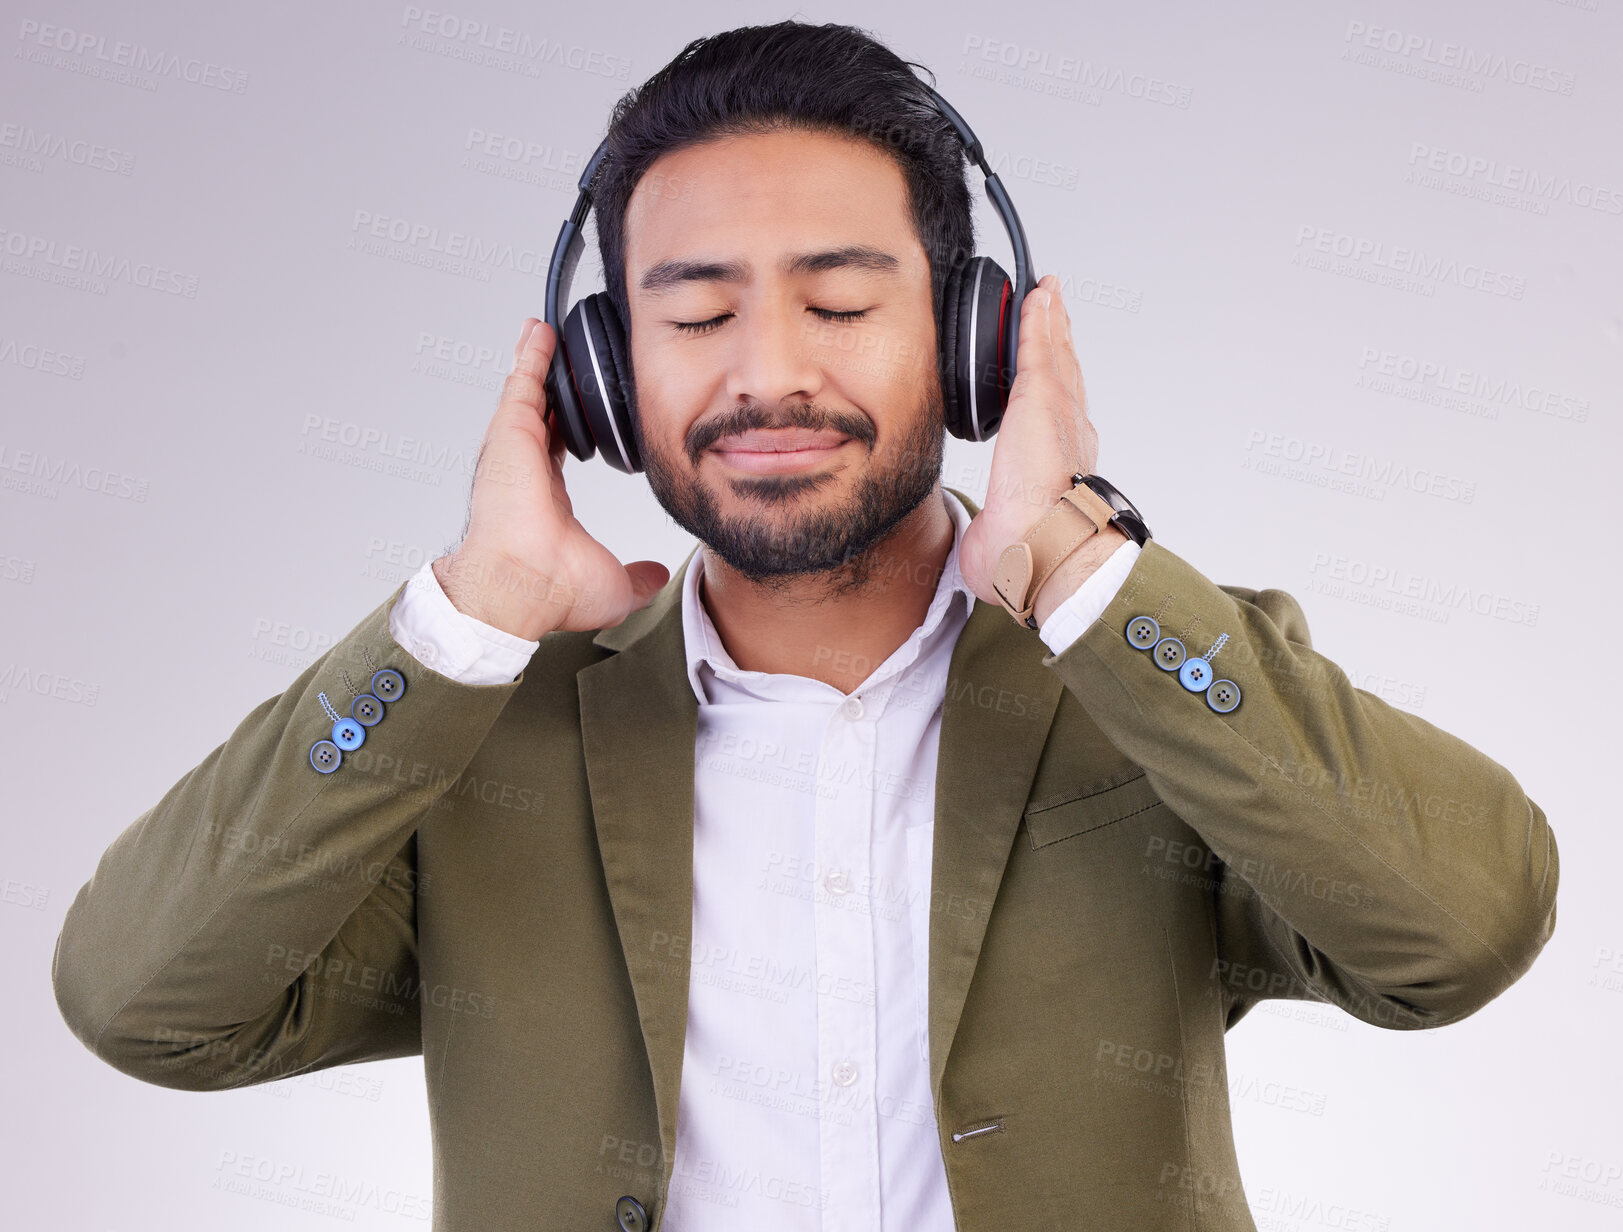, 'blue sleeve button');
1207,679,1241,712
1125,616,1160,649
1152,637,1185,671
350,693,385,726
1178,657,1214,692
331,717,366,751
310,740,342,773
371,668,406,702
